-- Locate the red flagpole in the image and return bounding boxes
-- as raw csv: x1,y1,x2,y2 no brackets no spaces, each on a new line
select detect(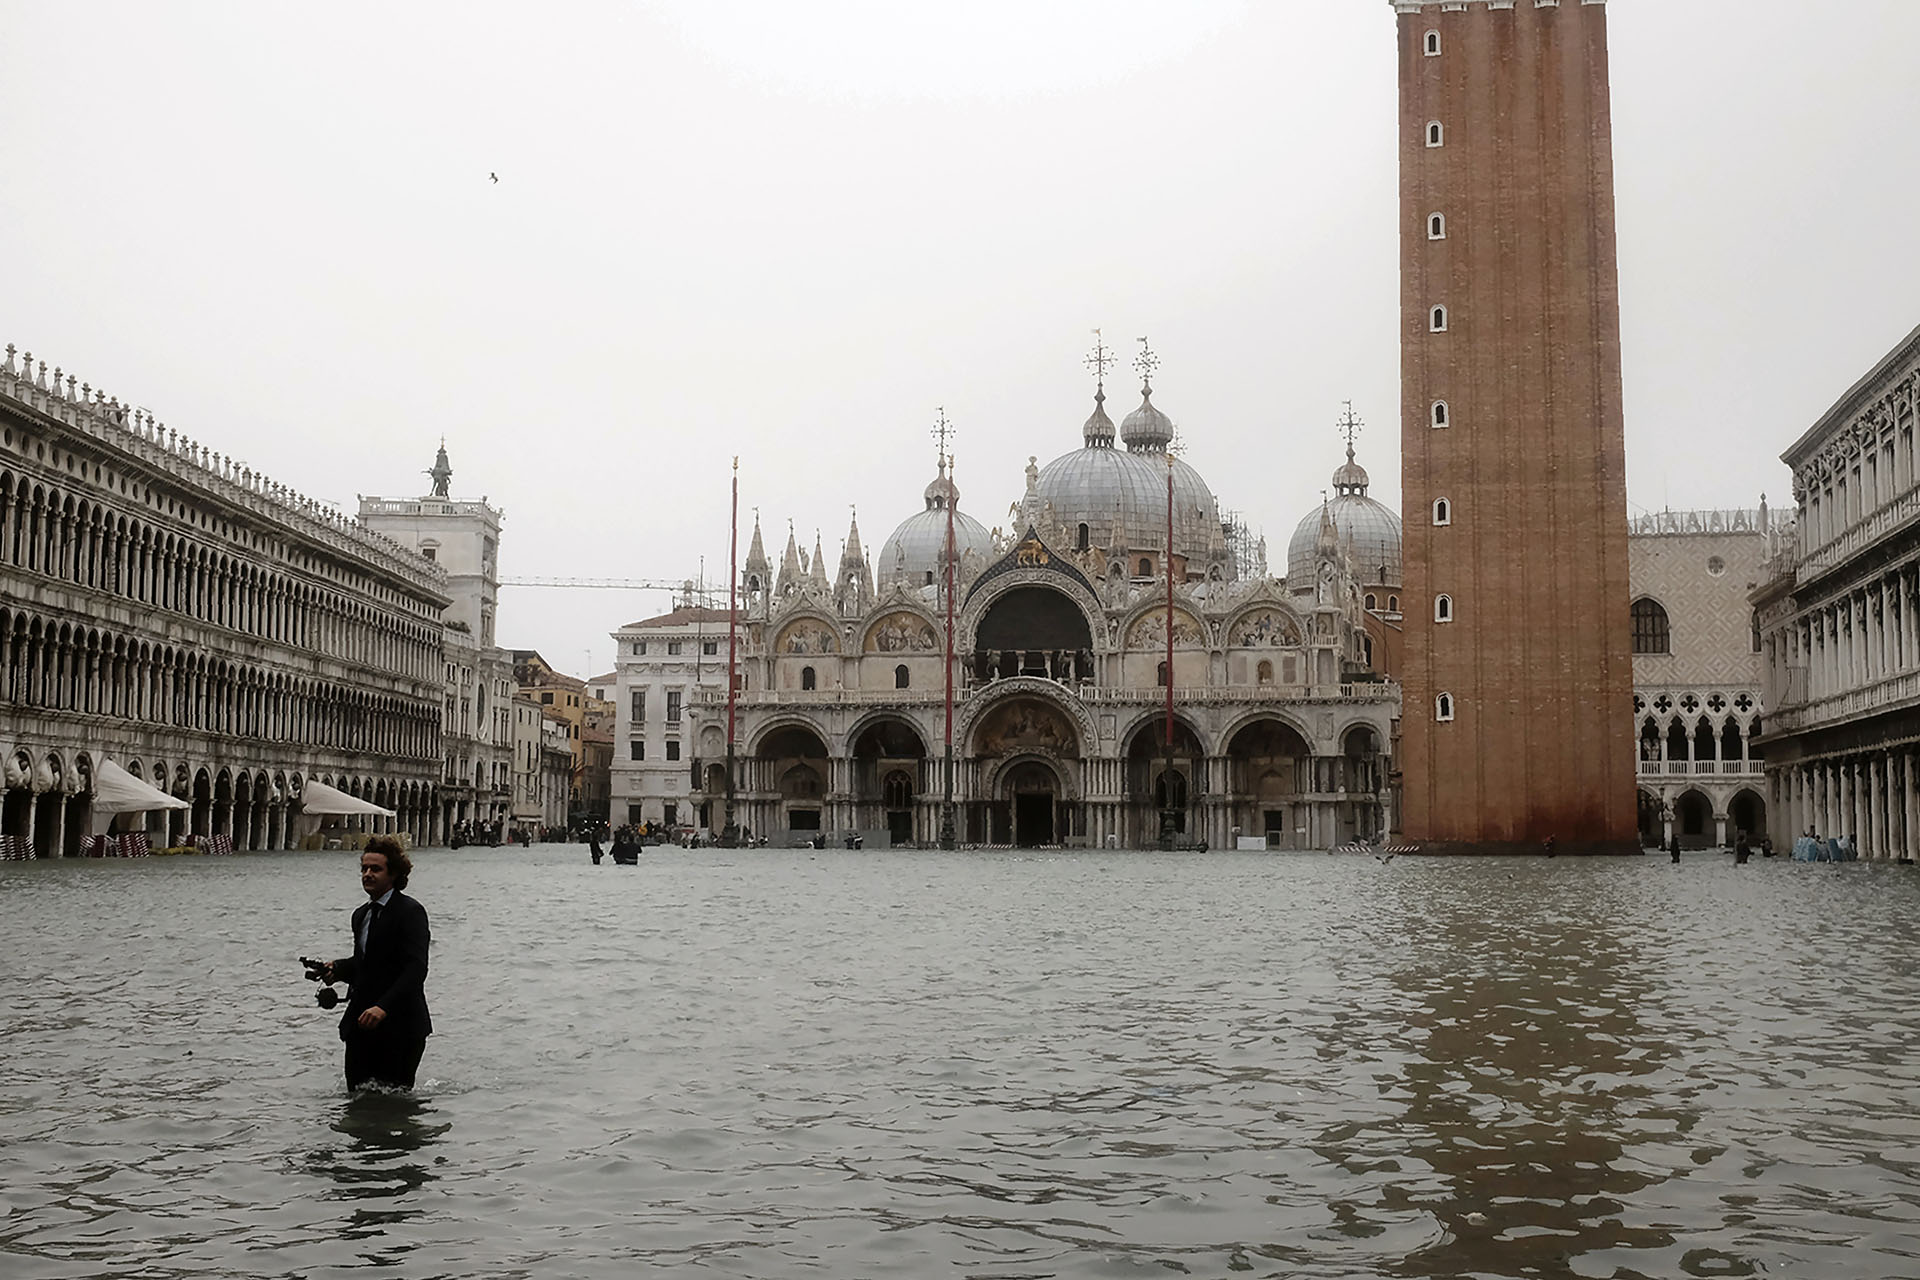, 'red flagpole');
725,457,740,844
